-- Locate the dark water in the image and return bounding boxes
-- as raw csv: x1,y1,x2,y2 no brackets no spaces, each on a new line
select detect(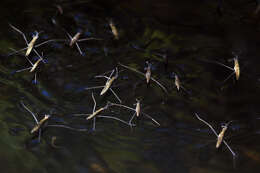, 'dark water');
1,0,260,172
